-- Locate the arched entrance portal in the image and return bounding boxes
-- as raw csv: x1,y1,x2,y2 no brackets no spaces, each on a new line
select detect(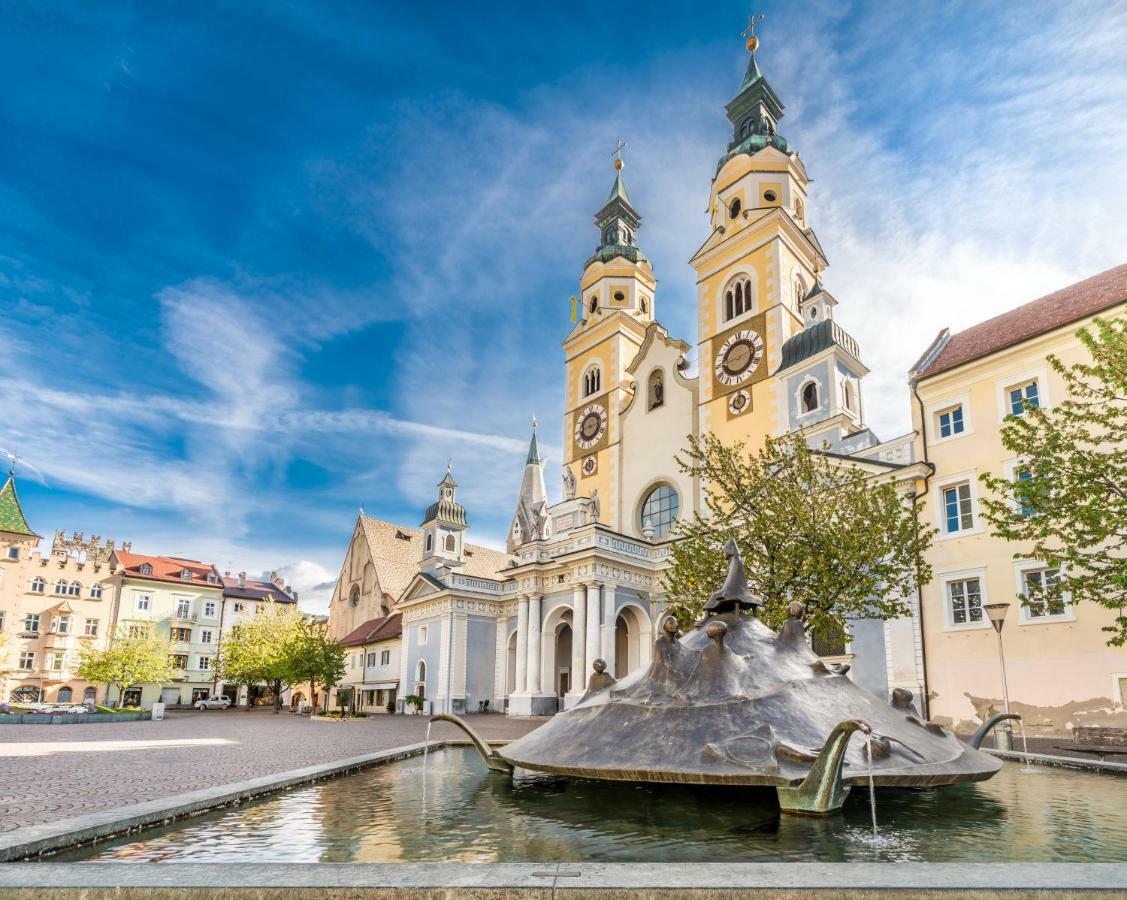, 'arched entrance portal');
506,630,518,695
555,623,573,700
614,603,652,679
539,604,573,712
